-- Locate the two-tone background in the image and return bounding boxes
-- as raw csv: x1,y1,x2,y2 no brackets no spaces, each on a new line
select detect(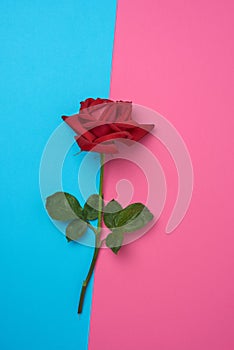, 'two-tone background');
1,1,234,349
